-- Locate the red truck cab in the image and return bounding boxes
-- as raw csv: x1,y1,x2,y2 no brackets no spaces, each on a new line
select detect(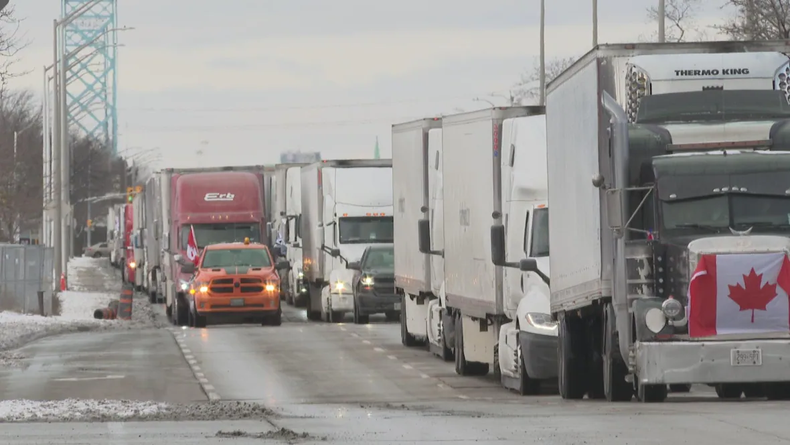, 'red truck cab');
124,203,135,284
168,170,268,326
